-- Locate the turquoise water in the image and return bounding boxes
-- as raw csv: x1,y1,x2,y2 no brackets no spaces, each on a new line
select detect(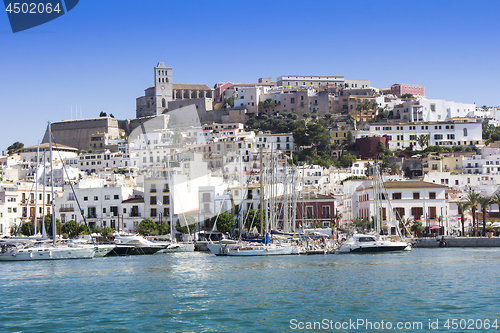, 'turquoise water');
1,249,499,332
